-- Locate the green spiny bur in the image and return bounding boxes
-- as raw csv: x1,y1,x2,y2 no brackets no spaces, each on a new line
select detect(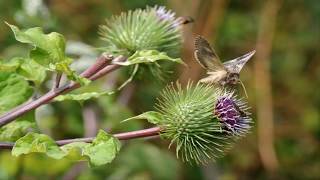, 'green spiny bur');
154,82,251,164
99,6,182,57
